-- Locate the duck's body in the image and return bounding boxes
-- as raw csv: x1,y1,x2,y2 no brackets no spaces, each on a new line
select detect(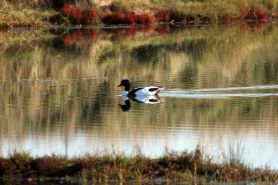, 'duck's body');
118,80,163,97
